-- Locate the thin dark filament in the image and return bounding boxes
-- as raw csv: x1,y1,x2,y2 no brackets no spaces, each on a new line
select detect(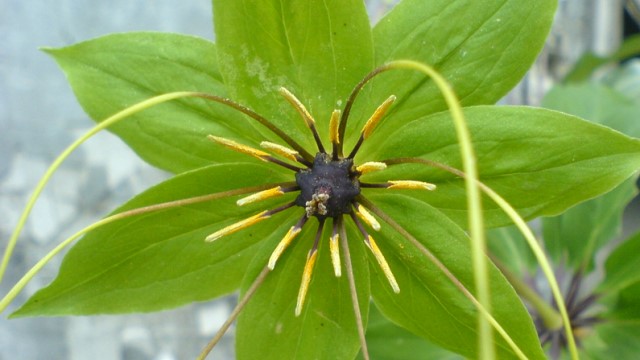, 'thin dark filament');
359,182,390,189
348,211,369,239
569,293,598,318
347,134,365,159
337,216,370,360
191,93,314,162
309,123,326,154
265,201,298,217
564,271,583,312
336,65,392,157
280,185,301,193
265,156,304,172
311,219,325,253
197,266,271,360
